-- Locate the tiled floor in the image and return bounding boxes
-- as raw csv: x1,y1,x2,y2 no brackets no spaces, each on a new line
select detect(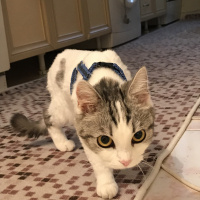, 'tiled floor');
143,119,200,199
1,20,200,200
